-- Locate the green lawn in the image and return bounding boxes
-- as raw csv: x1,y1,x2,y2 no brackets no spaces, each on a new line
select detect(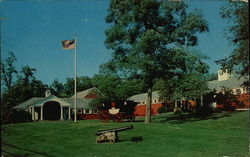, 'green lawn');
1,111,249,157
